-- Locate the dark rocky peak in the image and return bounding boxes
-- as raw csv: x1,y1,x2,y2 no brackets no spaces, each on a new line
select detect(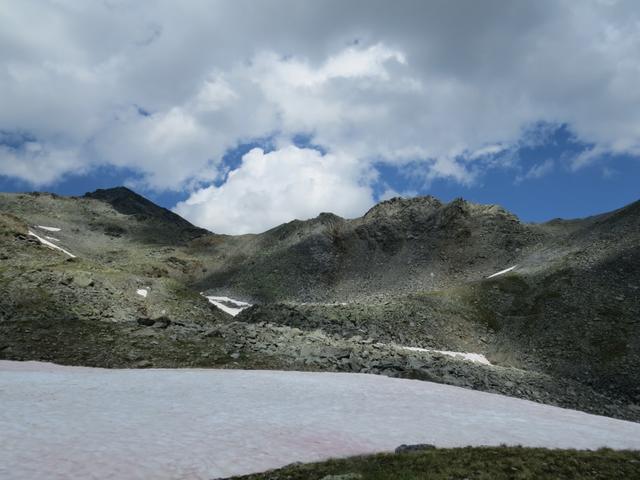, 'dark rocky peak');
315,212,344,225
84,187,209,236
263,212,346,245
439,198,520,225
361,195,517,225
263,219,304,242
84,187,158,216
441,197,470,216
363,195,443,220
